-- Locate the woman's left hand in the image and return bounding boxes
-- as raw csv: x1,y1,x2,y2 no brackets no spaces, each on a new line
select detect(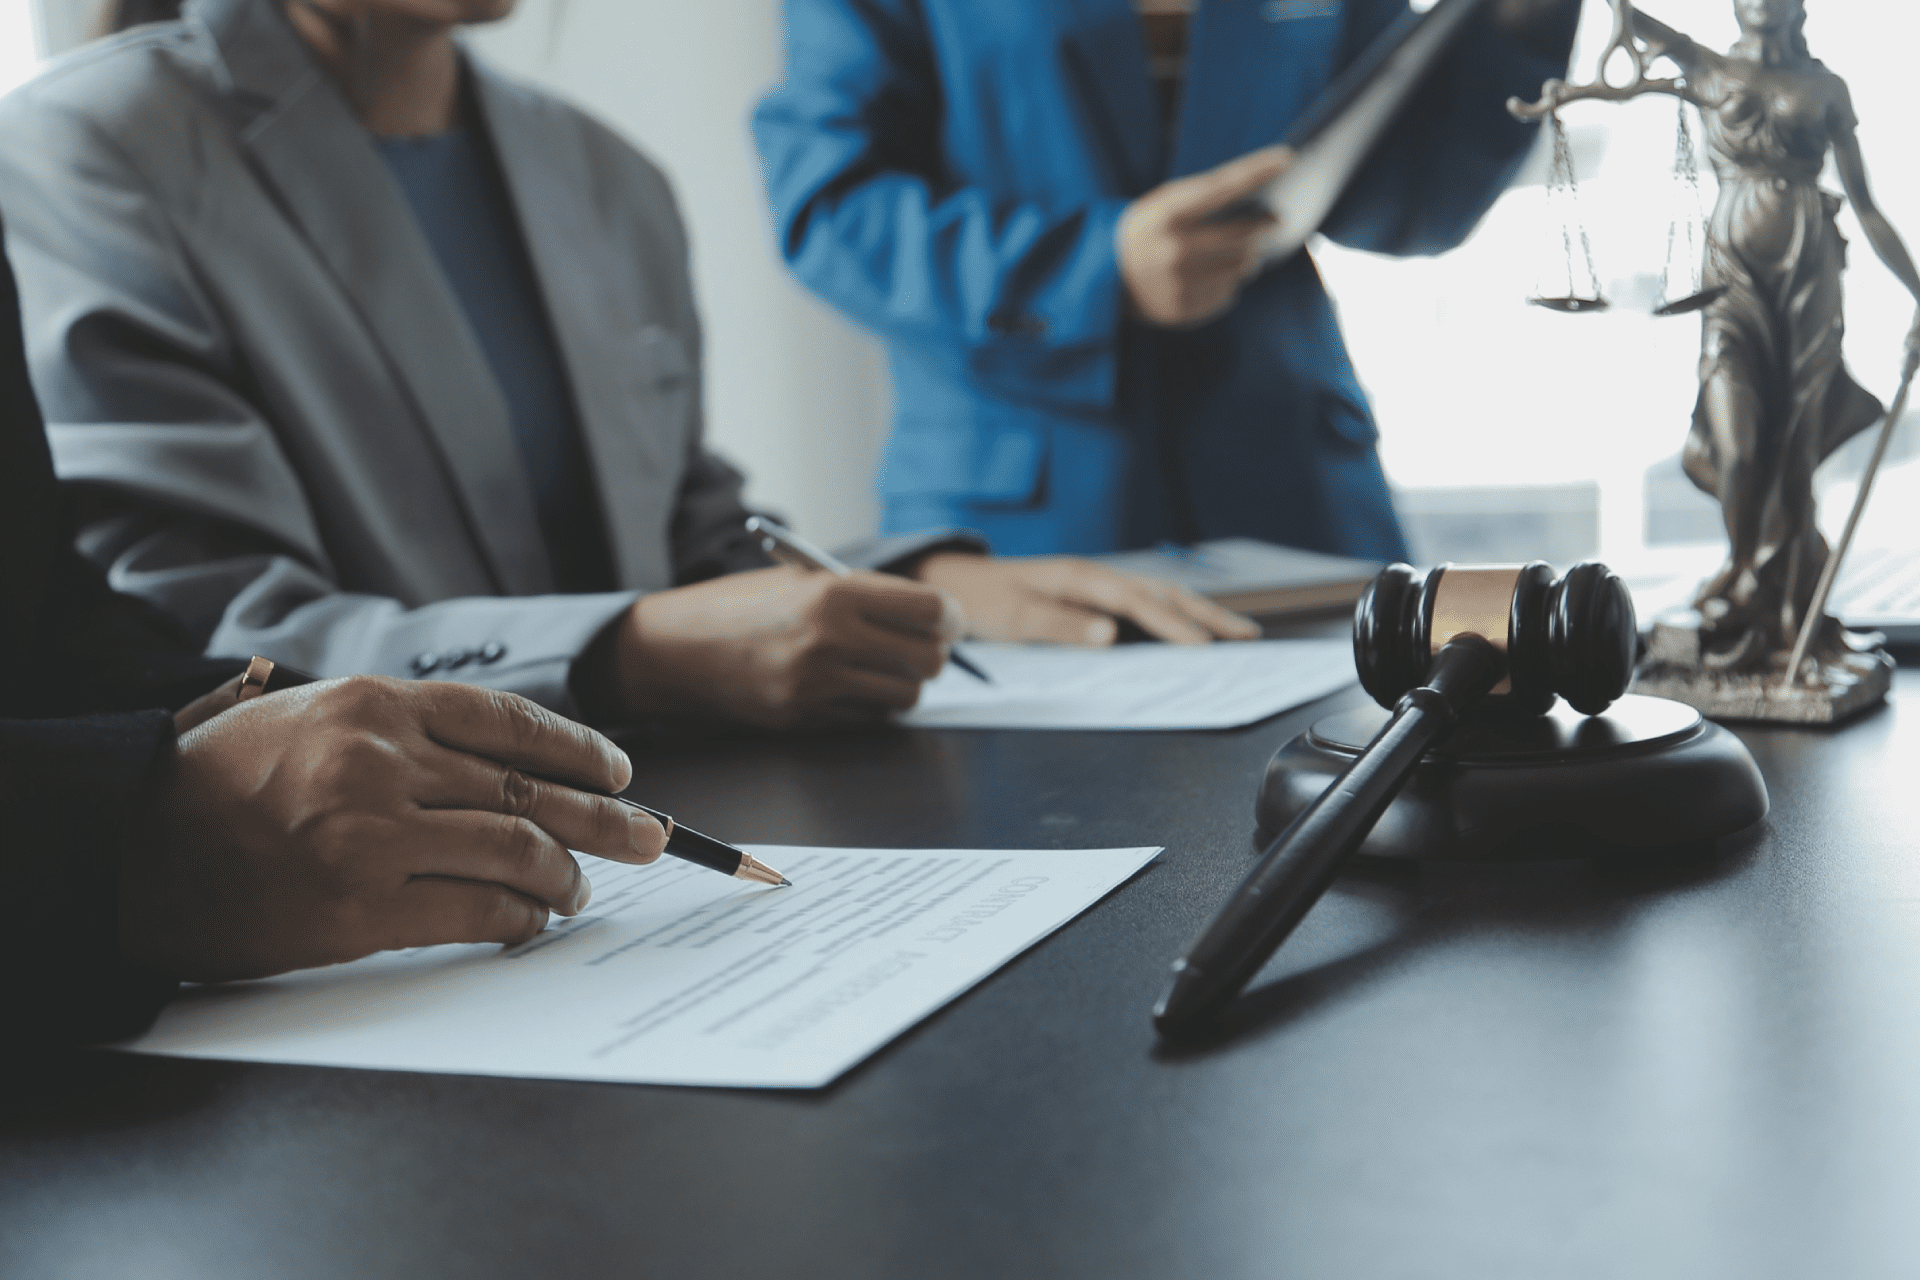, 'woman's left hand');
913,554,1261,646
